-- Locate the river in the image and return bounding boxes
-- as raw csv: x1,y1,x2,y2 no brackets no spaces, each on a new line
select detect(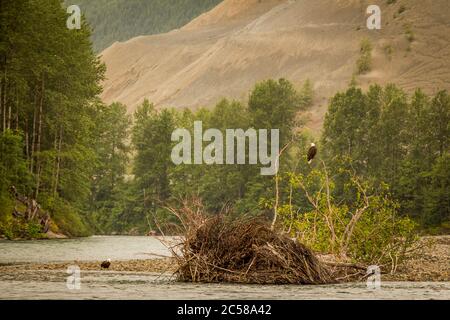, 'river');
0,236,449,300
